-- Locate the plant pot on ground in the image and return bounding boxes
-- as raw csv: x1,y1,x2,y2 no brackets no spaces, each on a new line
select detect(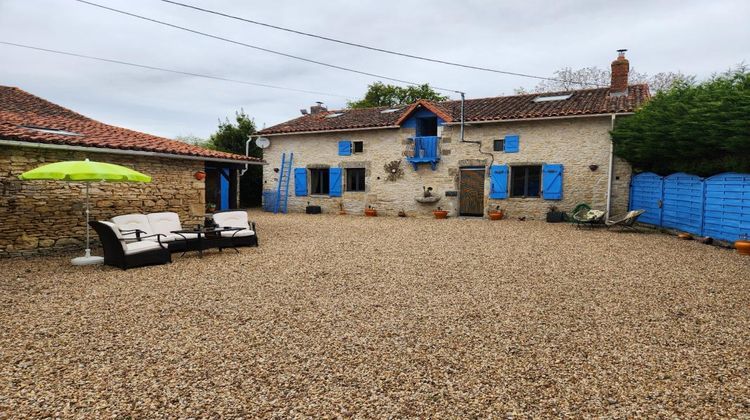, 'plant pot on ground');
364,206,377,217
546,205,566,223
433,207,448,219
488,206,504,220
735,235,750,255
